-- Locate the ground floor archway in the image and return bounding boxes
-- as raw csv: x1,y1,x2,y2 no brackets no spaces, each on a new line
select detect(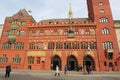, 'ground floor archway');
67,55,78,71
51,55,61,70
83,55,94,70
